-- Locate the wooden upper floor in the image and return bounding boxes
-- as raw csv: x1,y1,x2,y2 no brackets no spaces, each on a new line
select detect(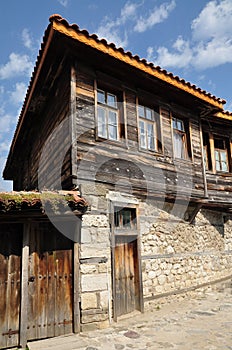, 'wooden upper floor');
3,15,232,207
